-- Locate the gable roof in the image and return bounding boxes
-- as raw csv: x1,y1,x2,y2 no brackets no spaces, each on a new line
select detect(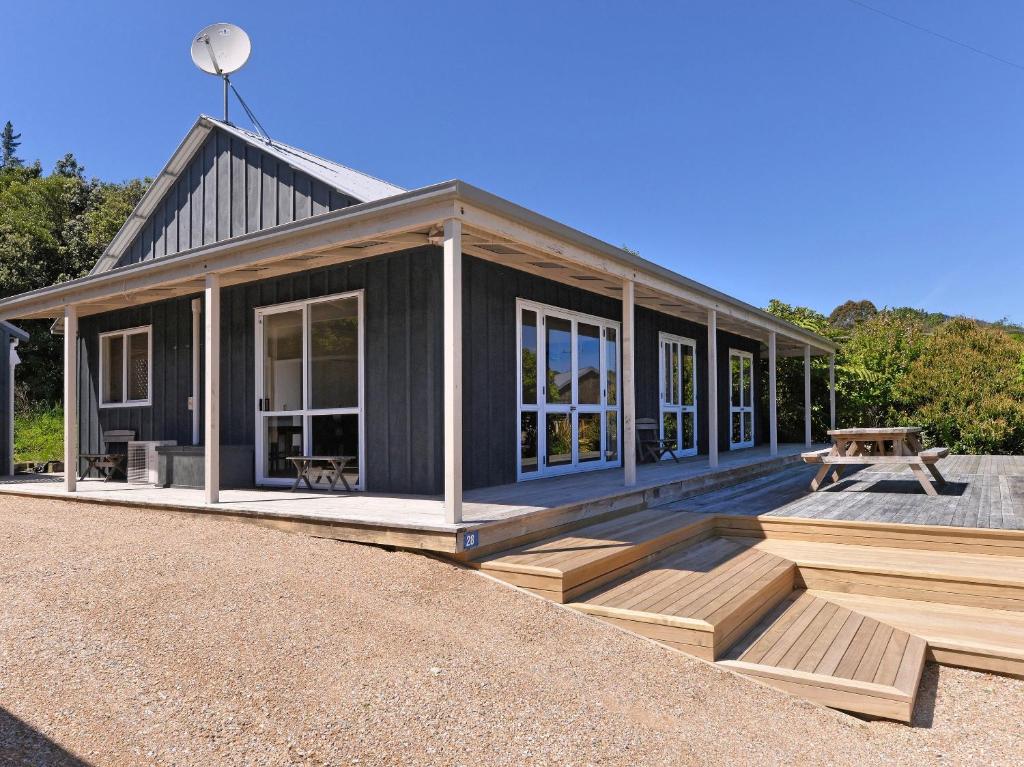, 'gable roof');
89,115,405,275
